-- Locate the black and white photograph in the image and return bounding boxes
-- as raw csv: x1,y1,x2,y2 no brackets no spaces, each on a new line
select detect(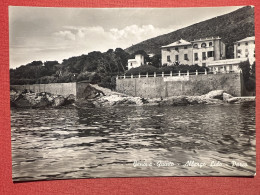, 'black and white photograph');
9,6,256,182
